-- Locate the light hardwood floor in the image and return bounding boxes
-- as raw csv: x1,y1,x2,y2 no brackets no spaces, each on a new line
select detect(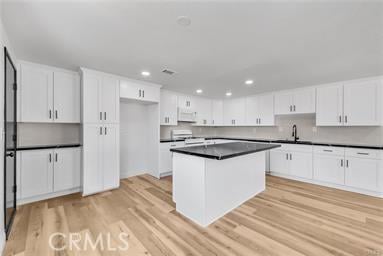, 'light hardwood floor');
4,175,383,256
